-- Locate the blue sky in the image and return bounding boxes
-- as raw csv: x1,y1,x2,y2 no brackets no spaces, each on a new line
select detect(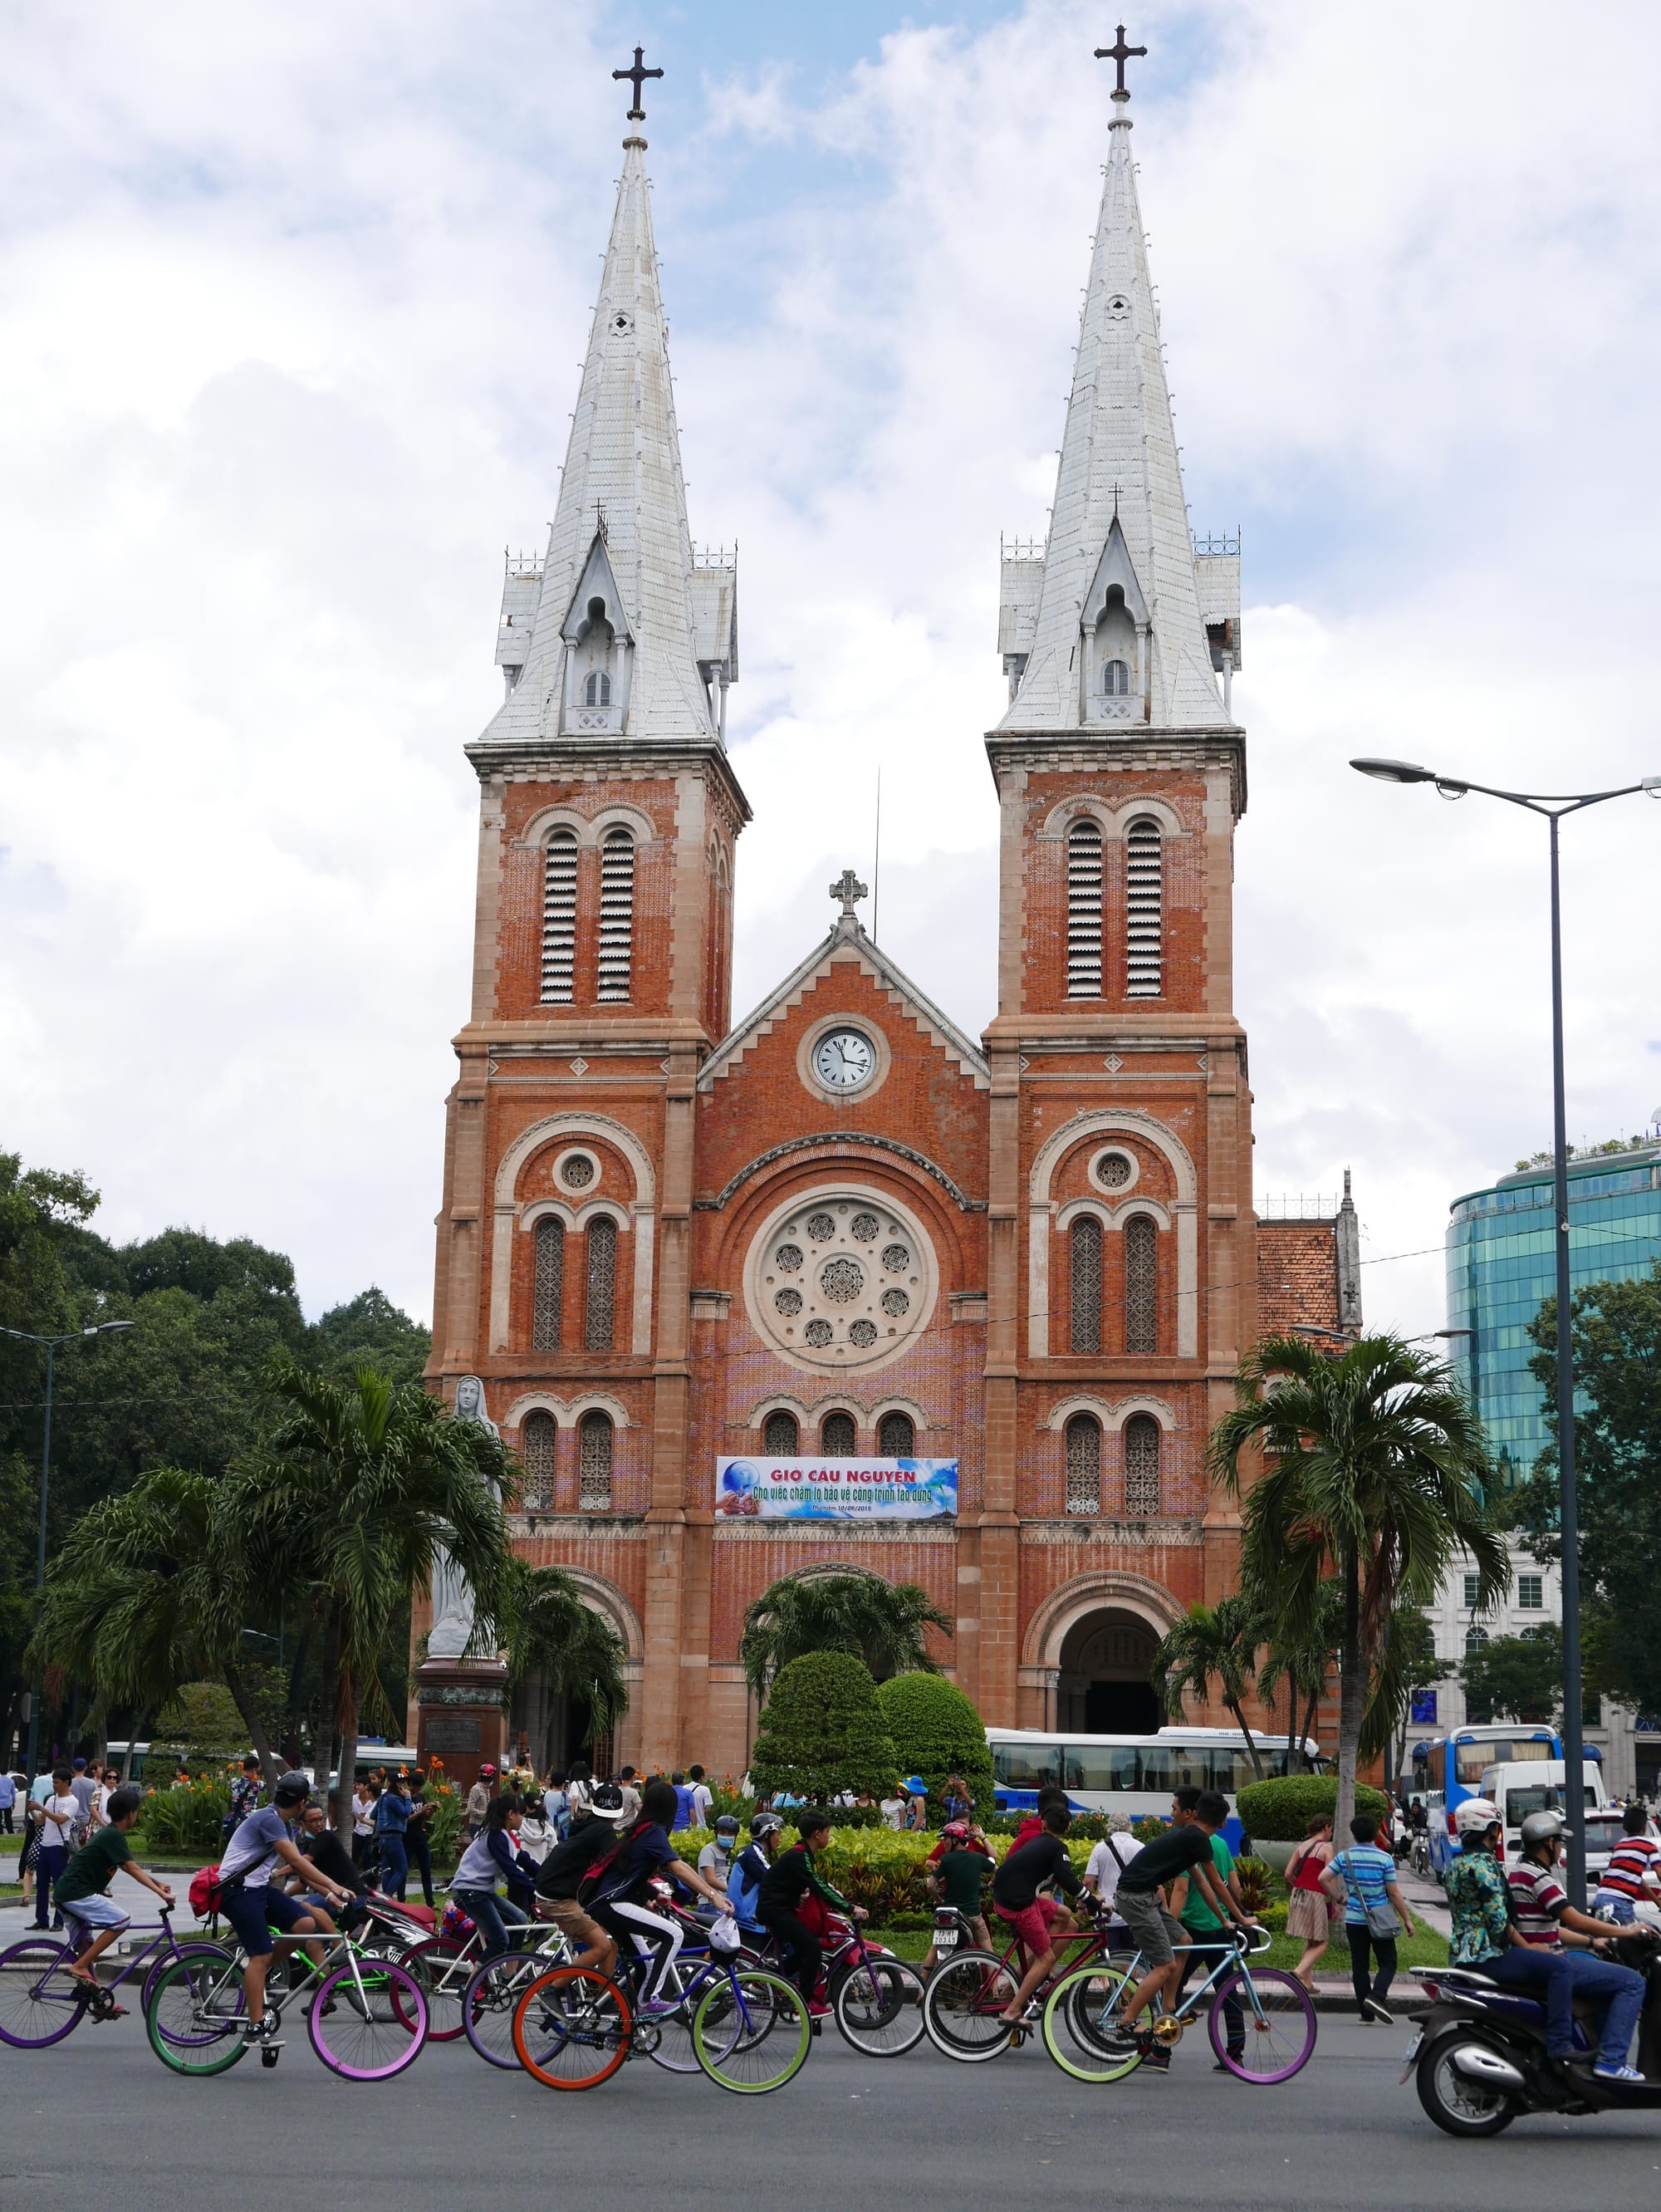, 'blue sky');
3,0,1660,1343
